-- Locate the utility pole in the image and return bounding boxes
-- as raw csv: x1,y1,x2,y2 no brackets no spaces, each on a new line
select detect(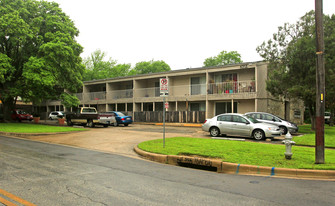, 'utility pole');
315,0,325,164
